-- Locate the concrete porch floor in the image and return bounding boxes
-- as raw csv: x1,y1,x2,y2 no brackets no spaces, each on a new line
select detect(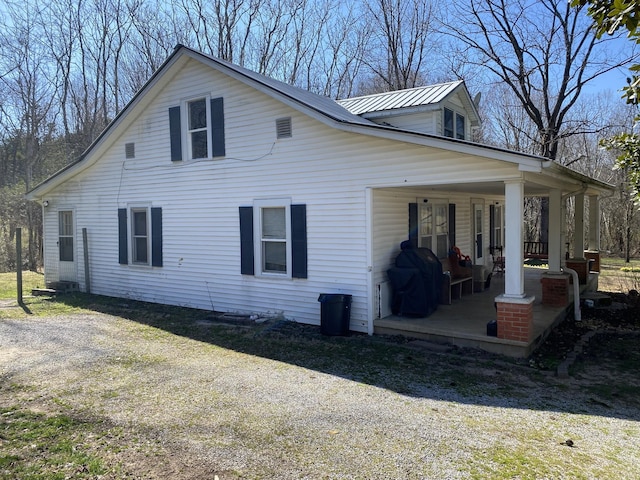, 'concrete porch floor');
374,267,589,358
